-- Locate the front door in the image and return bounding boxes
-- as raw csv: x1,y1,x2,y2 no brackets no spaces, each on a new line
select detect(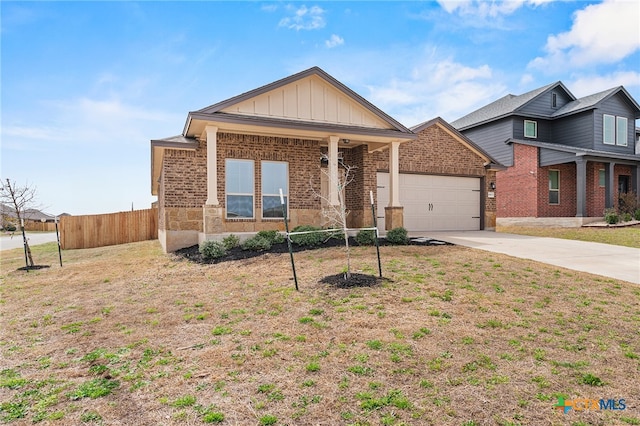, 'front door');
618,175,629,194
